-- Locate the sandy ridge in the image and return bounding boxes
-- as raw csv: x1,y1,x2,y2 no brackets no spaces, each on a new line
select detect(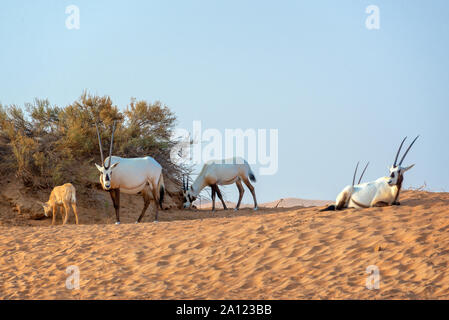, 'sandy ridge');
0,190,448,299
